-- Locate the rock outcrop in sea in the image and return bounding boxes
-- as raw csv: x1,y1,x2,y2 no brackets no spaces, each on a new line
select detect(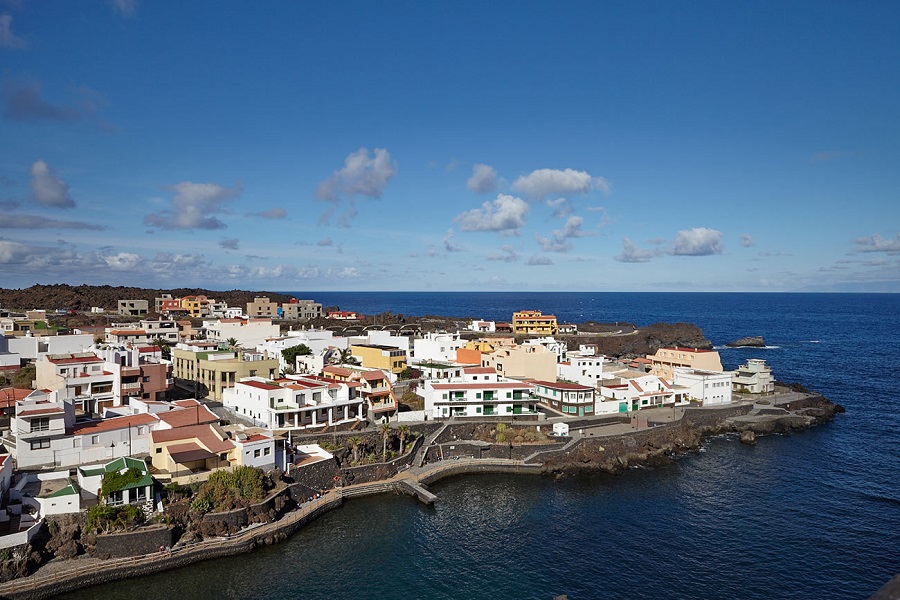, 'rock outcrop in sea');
725,335,766,347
